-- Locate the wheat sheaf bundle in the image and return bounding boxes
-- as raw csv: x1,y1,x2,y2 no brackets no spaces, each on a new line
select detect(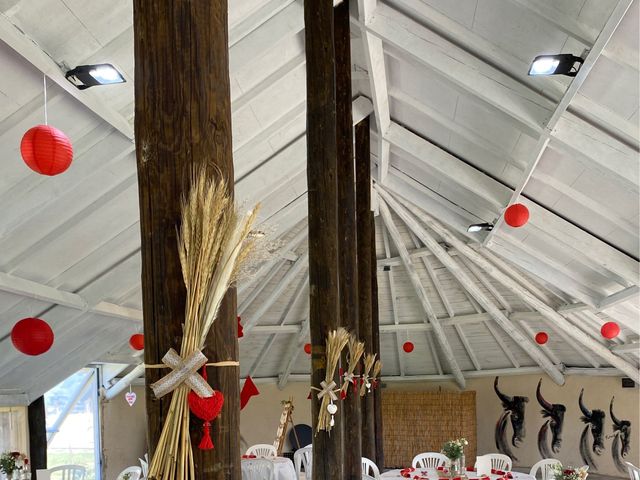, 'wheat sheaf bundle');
360,353,377,397
316,327,350,432
341,336,364,394
372,359,382,386
148,170,258,480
